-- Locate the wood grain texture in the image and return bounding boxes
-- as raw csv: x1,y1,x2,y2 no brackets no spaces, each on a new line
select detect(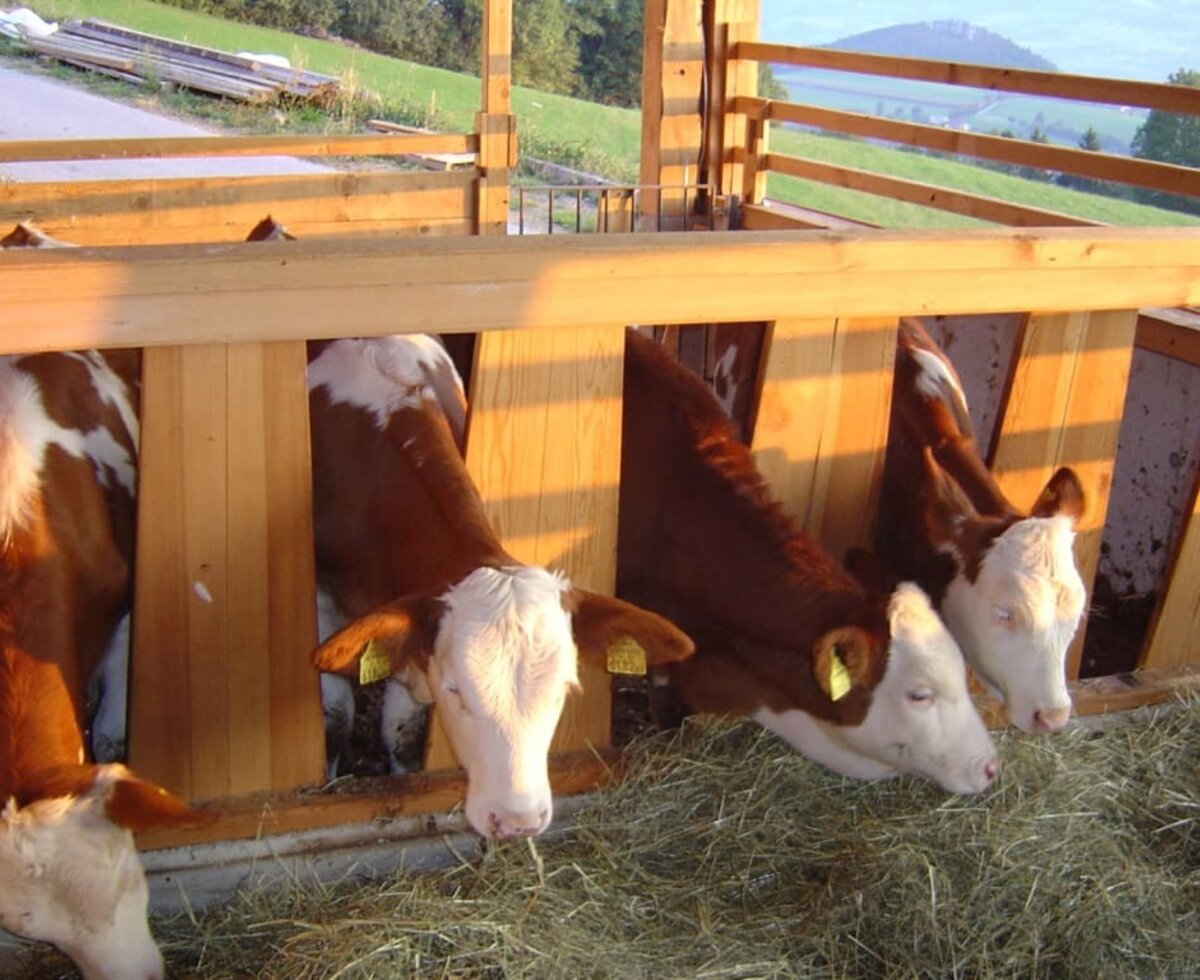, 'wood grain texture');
989,309,1139,679
129,342,323,799
751,316,898,562
1142,467,1200,667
